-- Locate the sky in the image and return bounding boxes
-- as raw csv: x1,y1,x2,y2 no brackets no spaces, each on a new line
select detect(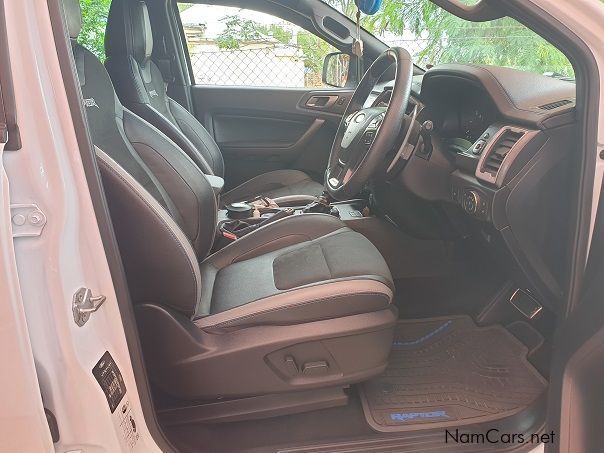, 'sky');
180,5,296,40
178,4,417,45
